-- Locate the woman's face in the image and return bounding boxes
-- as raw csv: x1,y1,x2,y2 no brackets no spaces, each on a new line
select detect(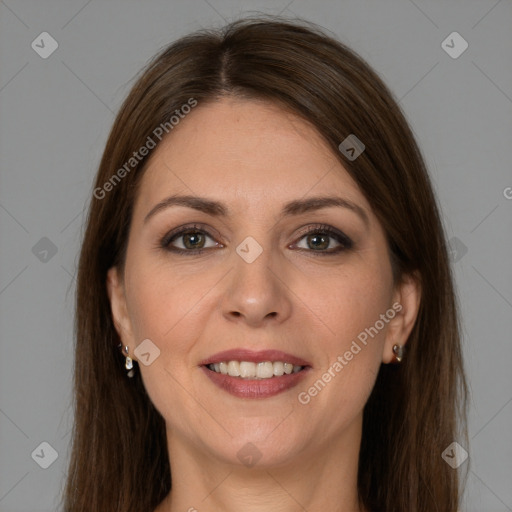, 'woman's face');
108,96,418,469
